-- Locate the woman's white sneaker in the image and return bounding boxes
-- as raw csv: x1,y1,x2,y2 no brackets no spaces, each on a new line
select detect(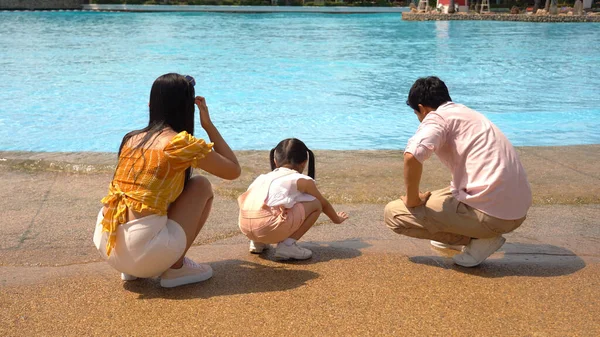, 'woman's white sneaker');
453,236,506,267
275,242,312,260
159,257,213,288
120,273,138,281
249,240,269,254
